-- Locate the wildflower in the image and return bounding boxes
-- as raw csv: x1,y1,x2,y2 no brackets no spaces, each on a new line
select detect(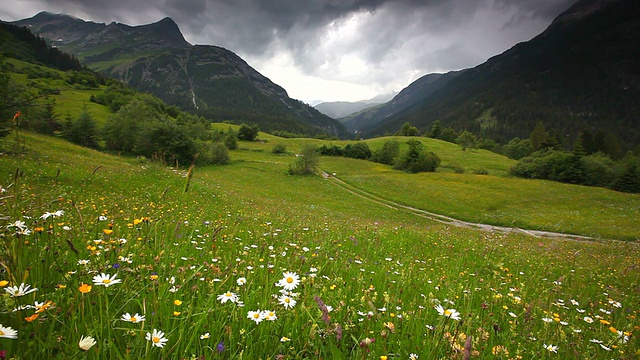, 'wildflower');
247,310,264,324
280,336,291,342
78,259,90,266
237,277,247,286
5,283,38,297
262,310,277,321
0,324,18,339
583,316,594,323
25,313,39,322
434,304,461,321
7,220,27,230
542,317,554,323
146,329,168,348
79,283,92,294
277,271,300,291
278,294,297,309
174,299,183,306
217,291,239,304
600,344,612,351
543,344,558,353
0,280,8,287
200,333,210,340
216,341,225,353
492,345,509,355
79,335,97,351
409,353,419,360
92,273,122,287
34,300,53,313
121,312,145,323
